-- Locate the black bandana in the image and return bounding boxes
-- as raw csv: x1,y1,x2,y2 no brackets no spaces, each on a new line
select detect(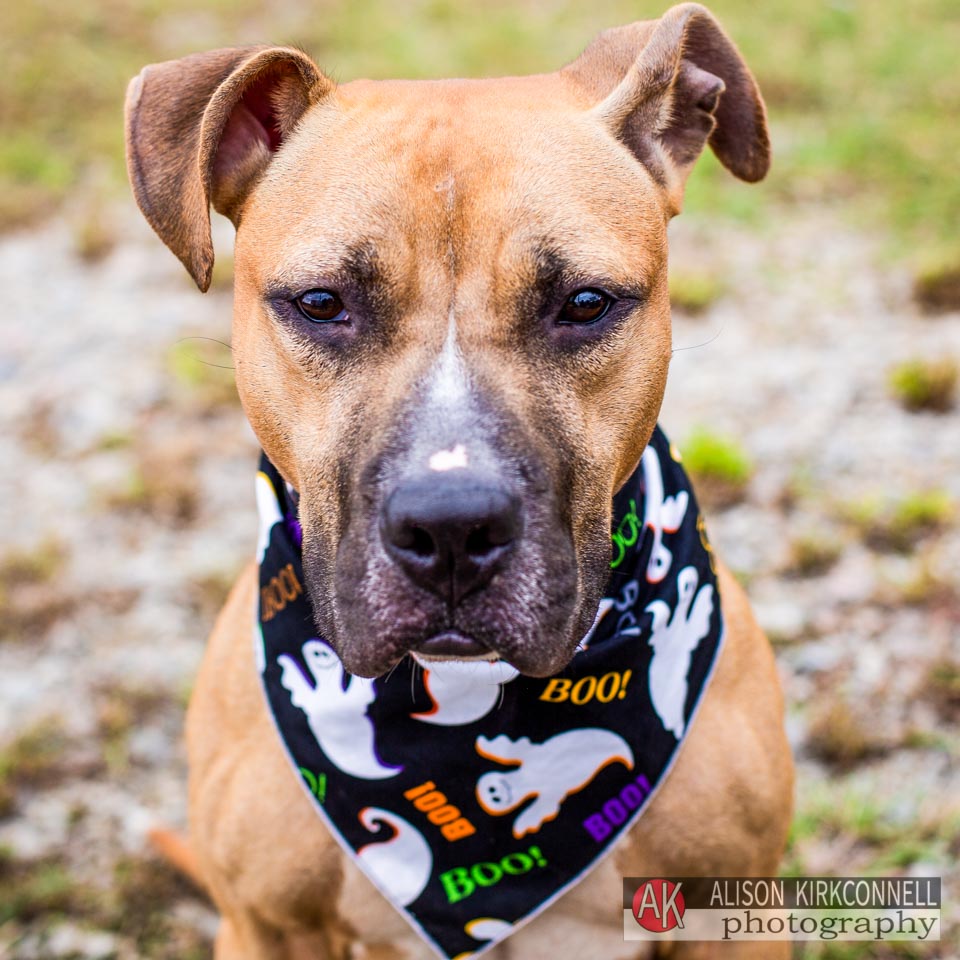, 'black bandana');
255,426,723,959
